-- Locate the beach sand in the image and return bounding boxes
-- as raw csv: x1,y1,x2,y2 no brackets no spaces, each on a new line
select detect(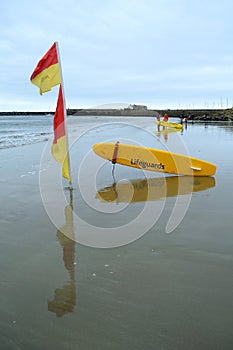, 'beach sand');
0,127,233,349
